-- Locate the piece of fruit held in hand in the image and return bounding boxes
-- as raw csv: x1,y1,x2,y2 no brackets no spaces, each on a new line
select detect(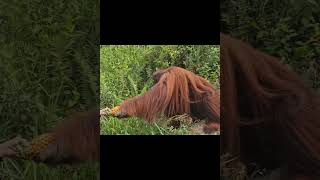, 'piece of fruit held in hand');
26,133,56,160
111,106,120,115
111,106,128,118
